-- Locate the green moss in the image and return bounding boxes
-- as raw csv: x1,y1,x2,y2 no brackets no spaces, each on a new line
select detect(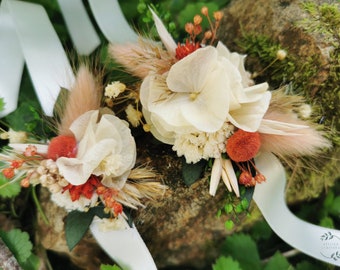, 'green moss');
300,2,340,47
234,3,340,203
237,34,296,88
299,2,340,138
